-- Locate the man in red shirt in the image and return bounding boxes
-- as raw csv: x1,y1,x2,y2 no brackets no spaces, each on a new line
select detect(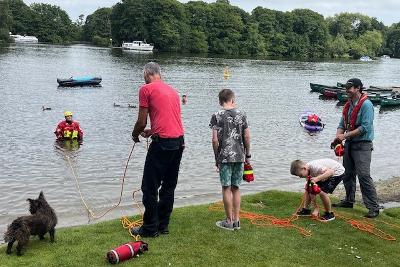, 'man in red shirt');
131,62,184,237
54,111,83,141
